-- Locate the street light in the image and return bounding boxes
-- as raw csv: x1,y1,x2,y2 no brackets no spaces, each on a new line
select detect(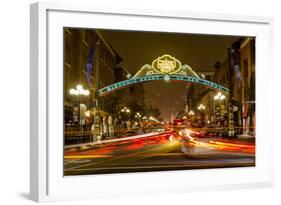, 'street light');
188,110,195,126
135,112,141,118
188,110,194,115
197,104,206,110
120,106,131,130
69,85,90,126
214,92,225,101
197,104,206,127
121,106,130,113
214,92,226,127
69,85,90,96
